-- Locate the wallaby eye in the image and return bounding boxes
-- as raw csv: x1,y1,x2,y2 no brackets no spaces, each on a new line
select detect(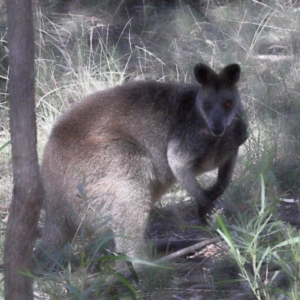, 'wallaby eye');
225,101,232,109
